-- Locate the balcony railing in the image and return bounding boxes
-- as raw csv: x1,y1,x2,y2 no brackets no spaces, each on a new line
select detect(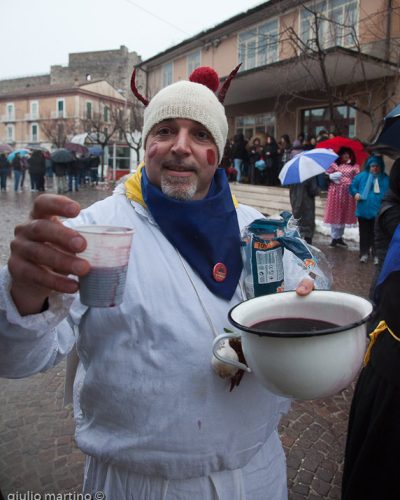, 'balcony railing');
1,114,15,122
51,111,67,119
25,113,40,121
